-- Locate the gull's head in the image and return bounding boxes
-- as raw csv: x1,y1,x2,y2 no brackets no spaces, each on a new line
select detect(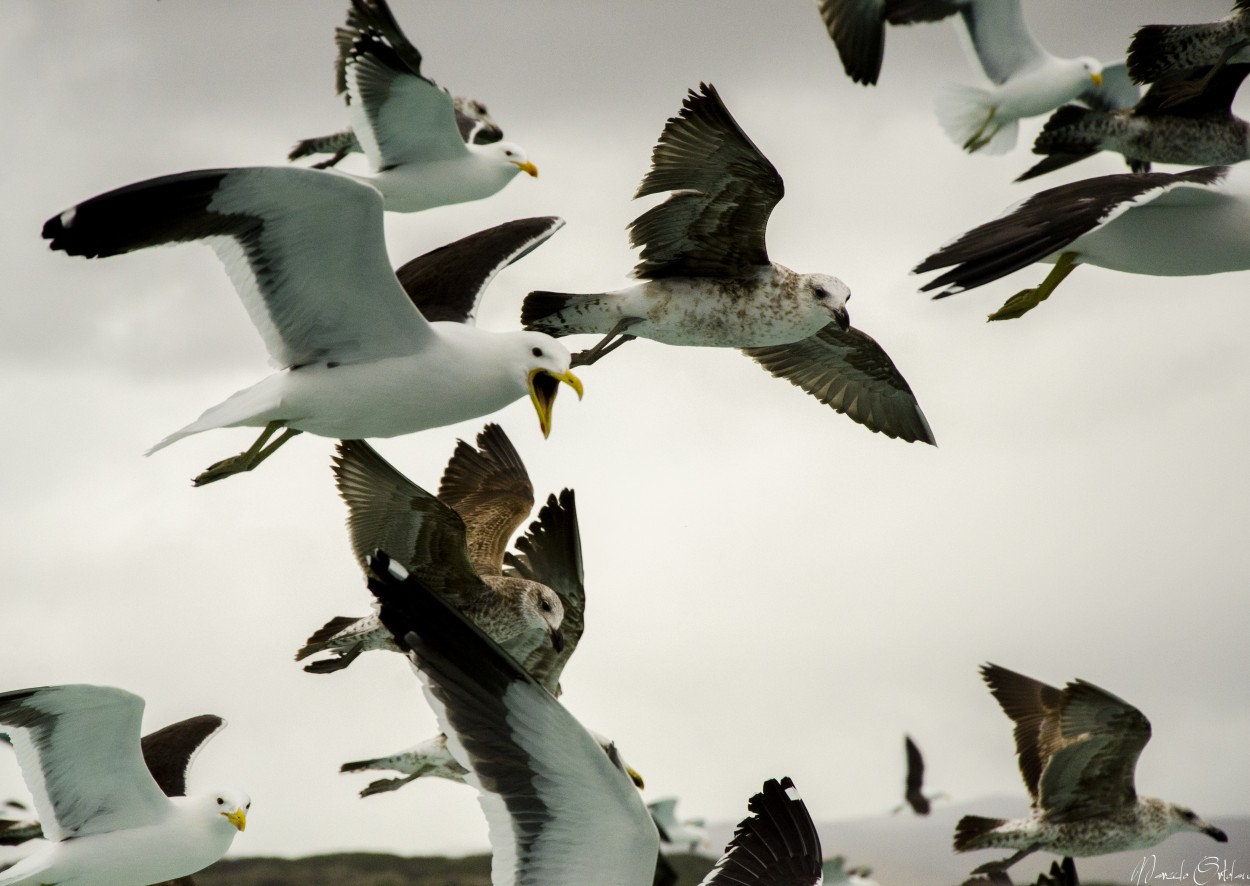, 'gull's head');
520,334,583,438
1166,803,1227,843
210,789,250,833
1078,57,1103,87
524,583,566,652
806,273,851,331
482,140,538,178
